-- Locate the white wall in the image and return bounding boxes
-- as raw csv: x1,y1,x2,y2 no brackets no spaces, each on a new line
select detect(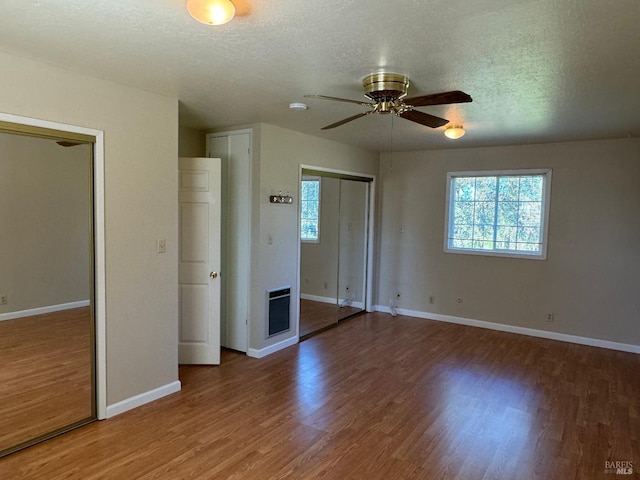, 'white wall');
179,126,205,157
0,51,179,406
0,133,91,314
376,138,640,346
